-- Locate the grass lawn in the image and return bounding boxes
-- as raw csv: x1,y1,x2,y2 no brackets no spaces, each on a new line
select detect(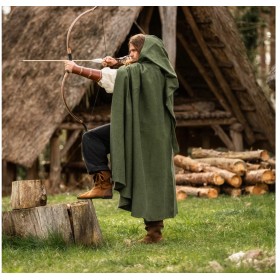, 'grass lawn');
2,191,275,273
